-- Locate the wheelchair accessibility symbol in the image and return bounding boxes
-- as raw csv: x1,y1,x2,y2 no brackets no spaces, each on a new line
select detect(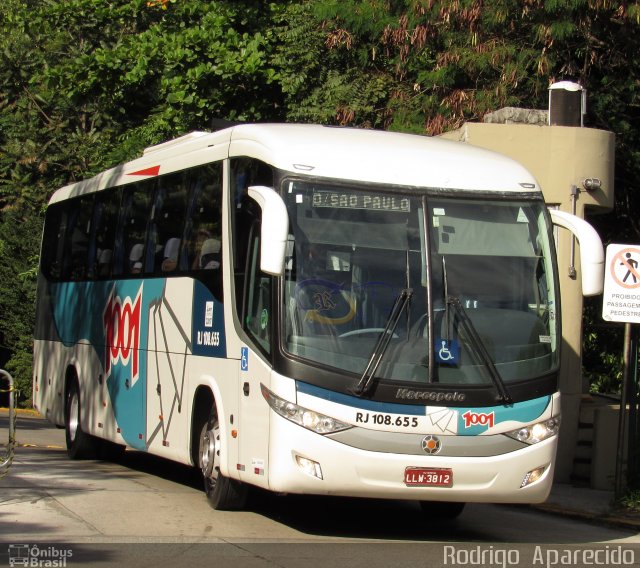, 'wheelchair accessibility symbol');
435,338,459,365
241,347,249,372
